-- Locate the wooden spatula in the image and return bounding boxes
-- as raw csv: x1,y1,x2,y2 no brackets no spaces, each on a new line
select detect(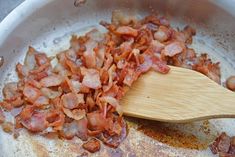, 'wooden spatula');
120,66,235,123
